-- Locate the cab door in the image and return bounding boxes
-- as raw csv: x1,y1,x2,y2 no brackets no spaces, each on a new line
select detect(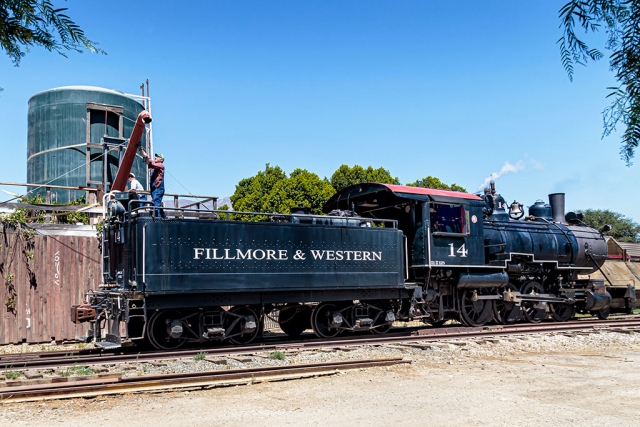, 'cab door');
427,199,483,267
